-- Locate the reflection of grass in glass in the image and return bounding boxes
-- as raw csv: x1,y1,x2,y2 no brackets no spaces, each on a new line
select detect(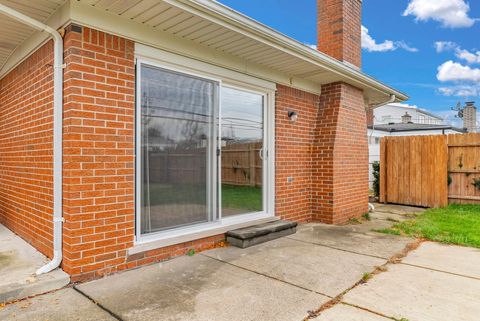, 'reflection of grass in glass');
146,184,206,206
222,184,262,212
145,183,262,212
